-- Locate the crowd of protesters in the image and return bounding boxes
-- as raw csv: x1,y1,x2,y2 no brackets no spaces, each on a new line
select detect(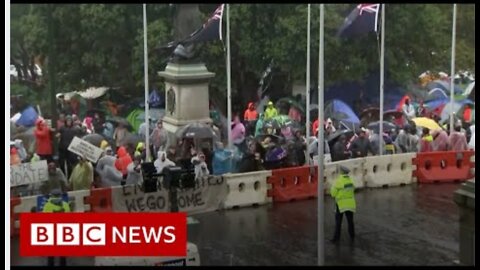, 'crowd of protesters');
10,93,475,198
